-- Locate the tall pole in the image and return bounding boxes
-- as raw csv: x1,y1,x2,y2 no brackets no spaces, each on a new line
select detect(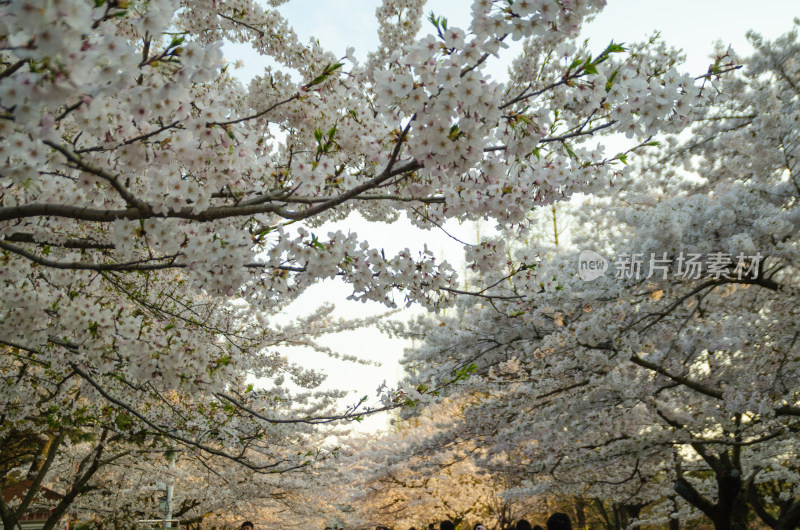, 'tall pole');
164,447,178,528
